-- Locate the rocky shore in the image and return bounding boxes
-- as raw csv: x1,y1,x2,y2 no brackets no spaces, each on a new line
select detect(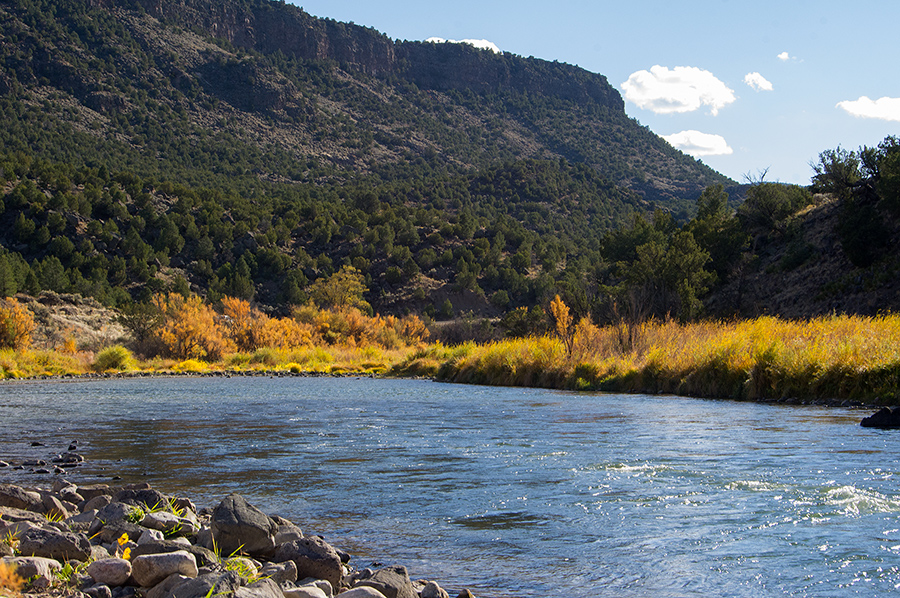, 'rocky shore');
0,481,473,598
